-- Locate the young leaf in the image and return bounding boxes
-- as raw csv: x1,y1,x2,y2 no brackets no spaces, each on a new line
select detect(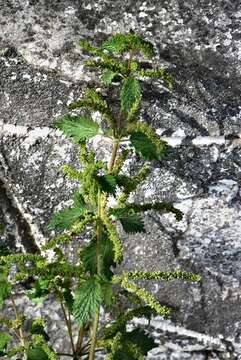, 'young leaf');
114,209,145,234
102,31,155,59
130,132,158,160
101,70,119,84
96,174,117,195
102,33,132,54
126,328,158,355
0,332,12,353
73,278,102,327
121,77,141,115
55,115,99,143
